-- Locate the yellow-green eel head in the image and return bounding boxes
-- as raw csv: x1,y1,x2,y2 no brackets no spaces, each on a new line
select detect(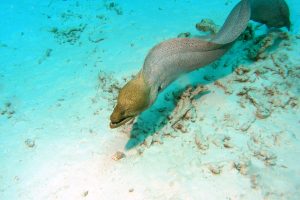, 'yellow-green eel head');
110,71,152,128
